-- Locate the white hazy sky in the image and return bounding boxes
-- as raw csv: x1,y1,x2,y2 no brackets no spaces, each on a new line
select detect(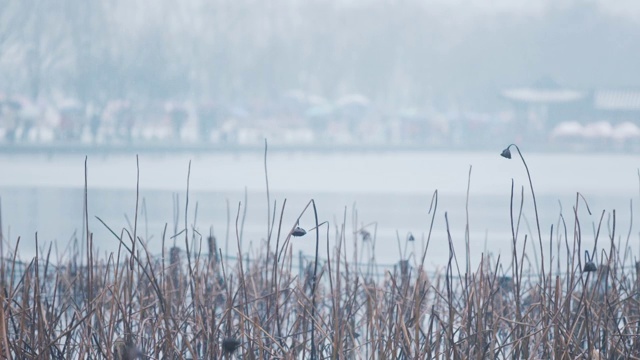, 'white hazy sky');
416,0,640,18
